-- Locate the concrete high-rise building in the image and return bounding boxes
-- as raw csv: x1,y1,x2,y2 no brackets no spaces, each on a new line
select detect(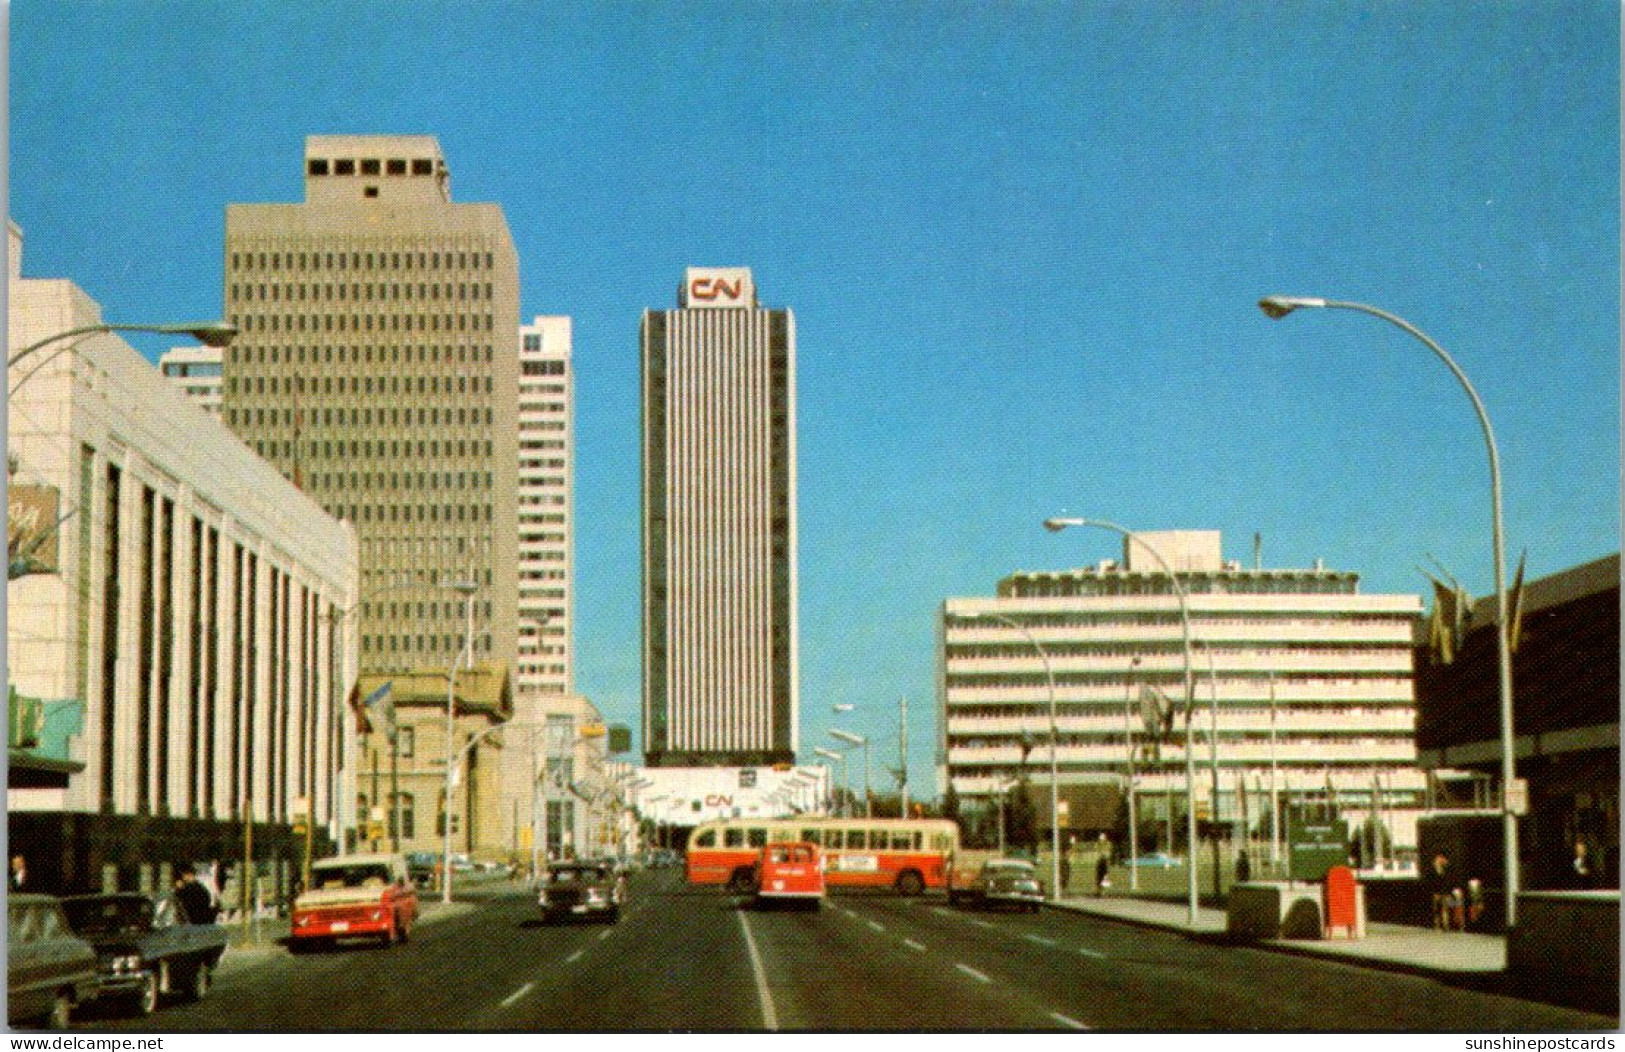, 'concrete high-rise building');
517,316,573,698
640,268,797,767
939,531,1427,849
157,345,224,416
221,135,522,858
